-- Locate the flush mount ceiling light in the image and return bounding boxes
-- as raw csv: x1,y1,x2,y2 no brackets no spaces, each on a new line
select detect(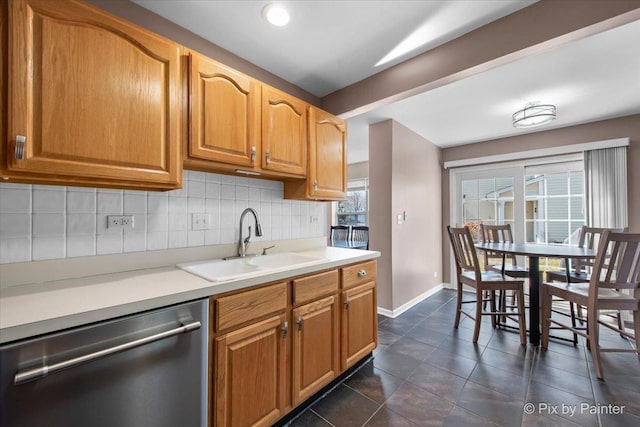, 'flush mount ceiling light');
512,102,557,128
262,4,290,27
